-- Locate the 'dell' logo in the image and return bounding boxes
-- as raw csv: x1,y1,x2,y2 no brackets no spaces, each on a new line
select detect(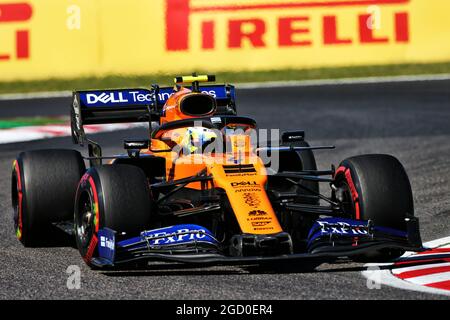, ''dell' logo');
86,92,129,104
